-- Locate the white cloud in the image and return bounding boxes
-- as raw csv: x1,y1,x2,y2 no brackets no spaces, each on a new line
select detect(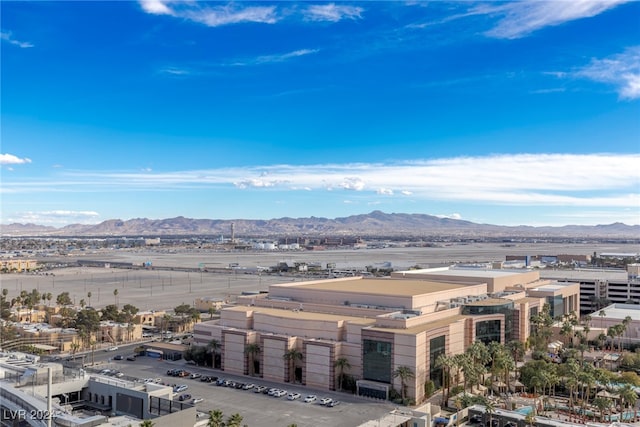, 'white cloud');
138,1,278,27
304,3,363,22
0,153,32,165
433,213,462,220
573,46,640,100
10,210,100,225
483,1,630,39
340,177,365,191
139,0,173,15
0,30,34,48
377,188,394,196
5,154,639,212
